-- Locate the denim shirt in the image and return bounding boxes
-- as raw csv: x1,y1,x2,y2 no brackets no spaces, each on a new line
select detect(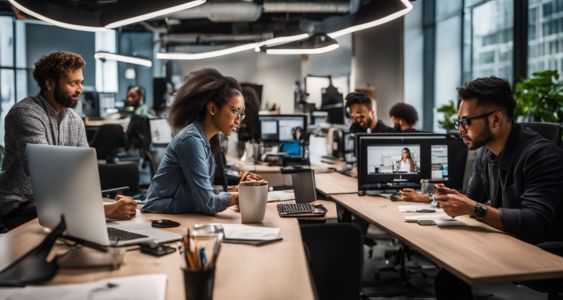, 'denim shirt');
142,121,231,215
